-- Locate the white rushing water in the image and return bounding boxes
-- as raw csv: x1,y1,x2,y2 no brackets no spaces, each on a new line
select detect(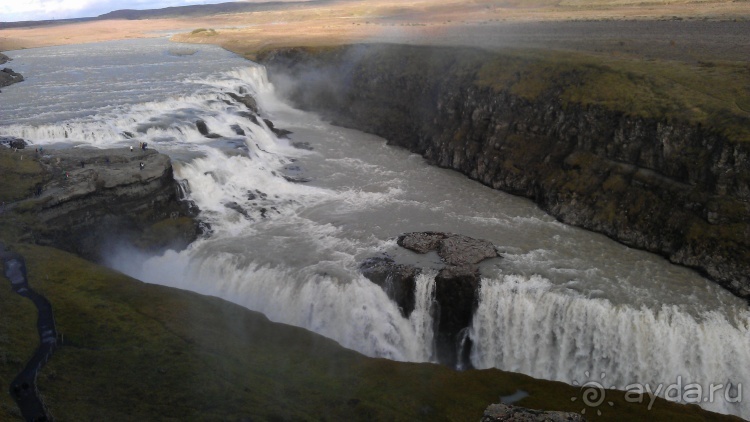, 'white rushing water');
470,276,750,417
2,38,749,418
